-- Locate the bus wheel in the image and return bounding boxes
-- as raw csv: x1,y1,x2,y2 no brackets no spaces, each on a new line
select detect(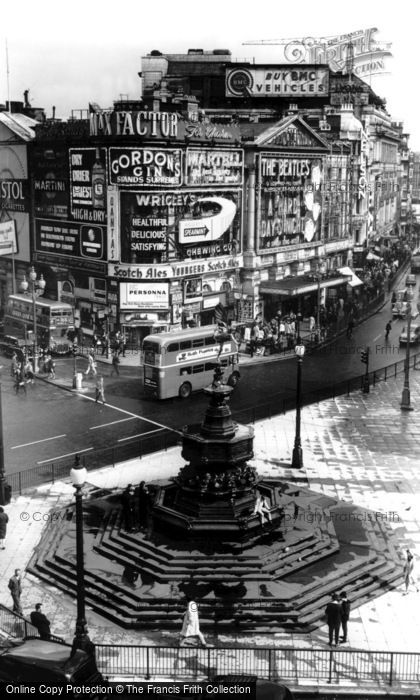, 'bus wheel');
227,372,240,387
179,381,192,399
